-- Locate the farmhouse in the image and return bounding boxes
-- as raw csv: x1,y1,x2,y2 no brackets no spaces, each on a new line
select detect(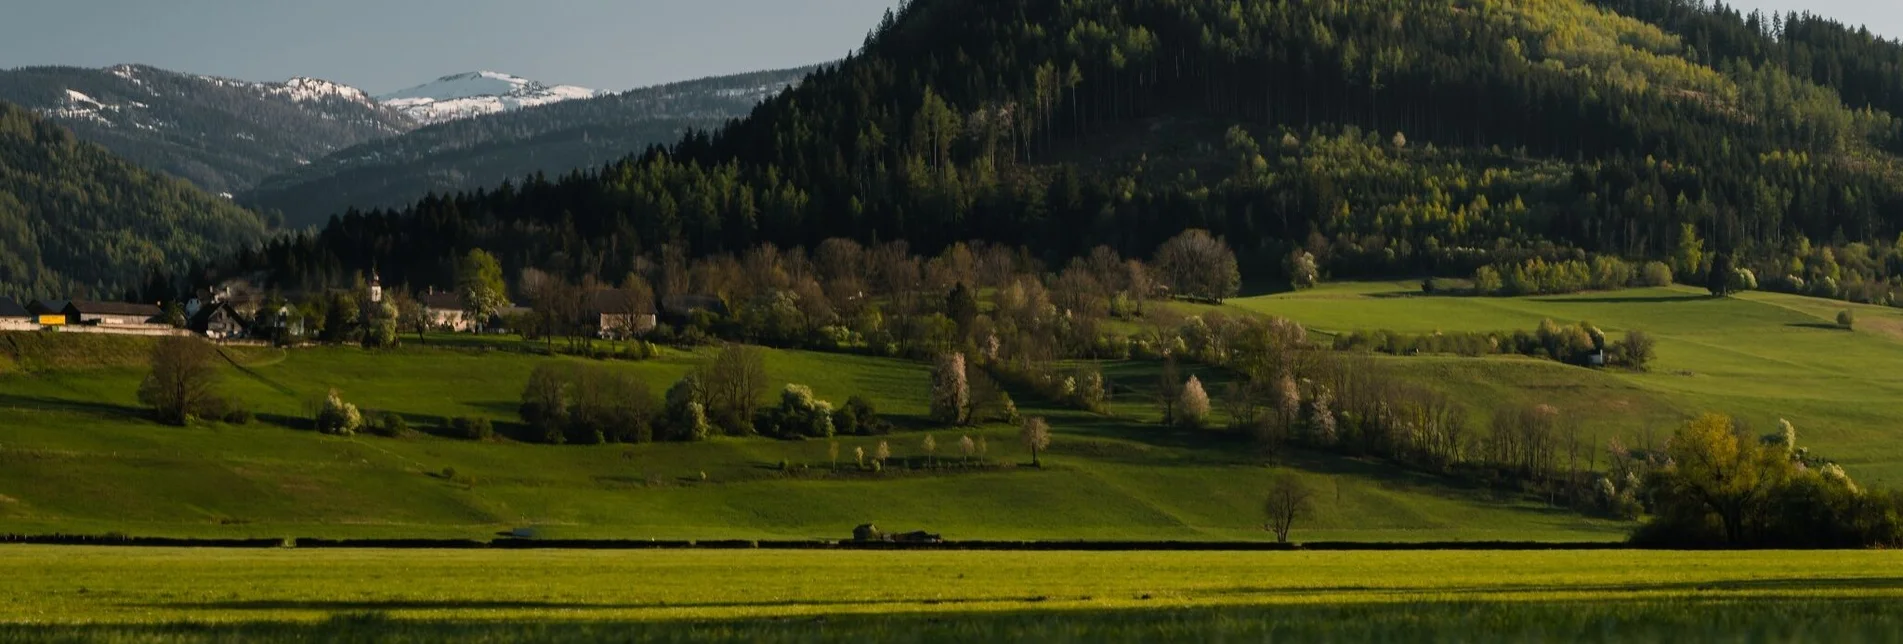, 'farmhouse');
587,290,657,339
65,300,163,326
26,300,68,325
420,292,470,332
187,301,248,340
0,297,34,331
